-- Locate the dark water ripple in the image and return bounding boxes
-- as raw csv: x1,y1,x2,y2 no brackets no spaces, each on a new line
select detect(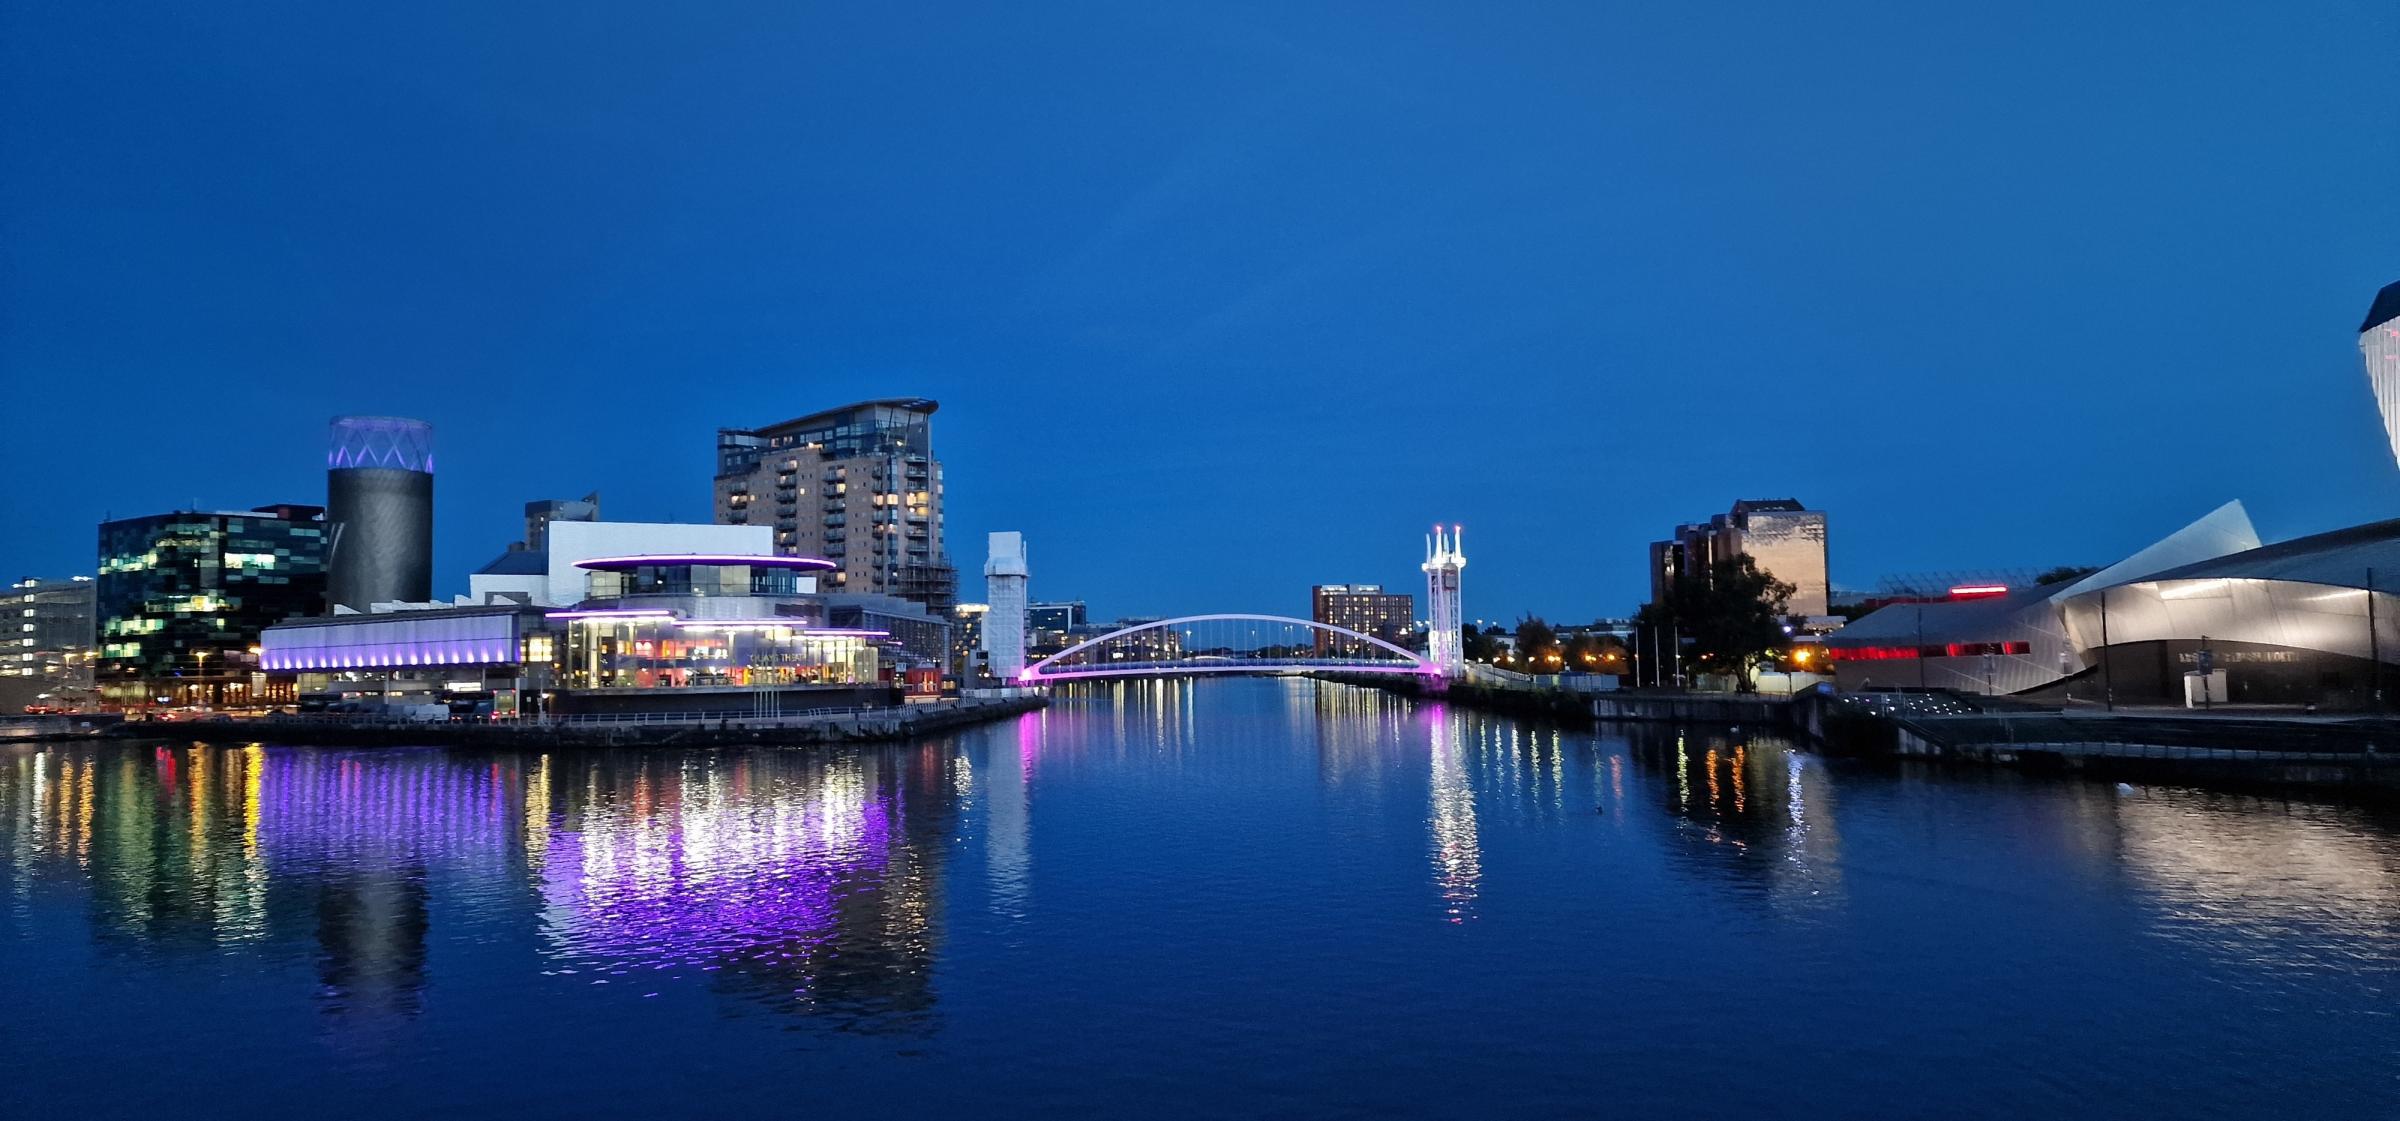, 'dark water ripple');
3,678,2396,1118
